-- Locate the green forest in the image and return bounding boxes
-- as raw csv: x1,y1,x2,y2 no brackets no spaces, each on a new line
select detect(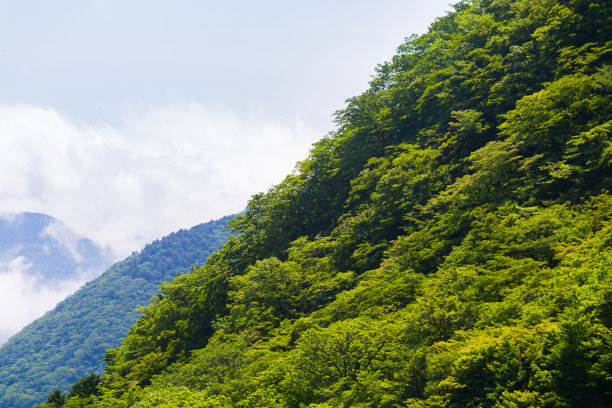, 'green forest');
0,216,234,408
34,0,611,406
